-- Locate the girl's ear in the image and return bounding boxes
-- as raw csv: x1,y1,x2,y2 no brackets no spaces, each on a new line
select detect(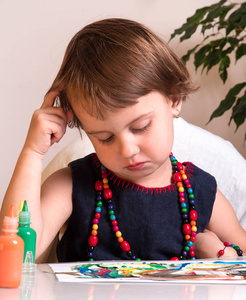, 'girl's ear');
170,95,182,118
